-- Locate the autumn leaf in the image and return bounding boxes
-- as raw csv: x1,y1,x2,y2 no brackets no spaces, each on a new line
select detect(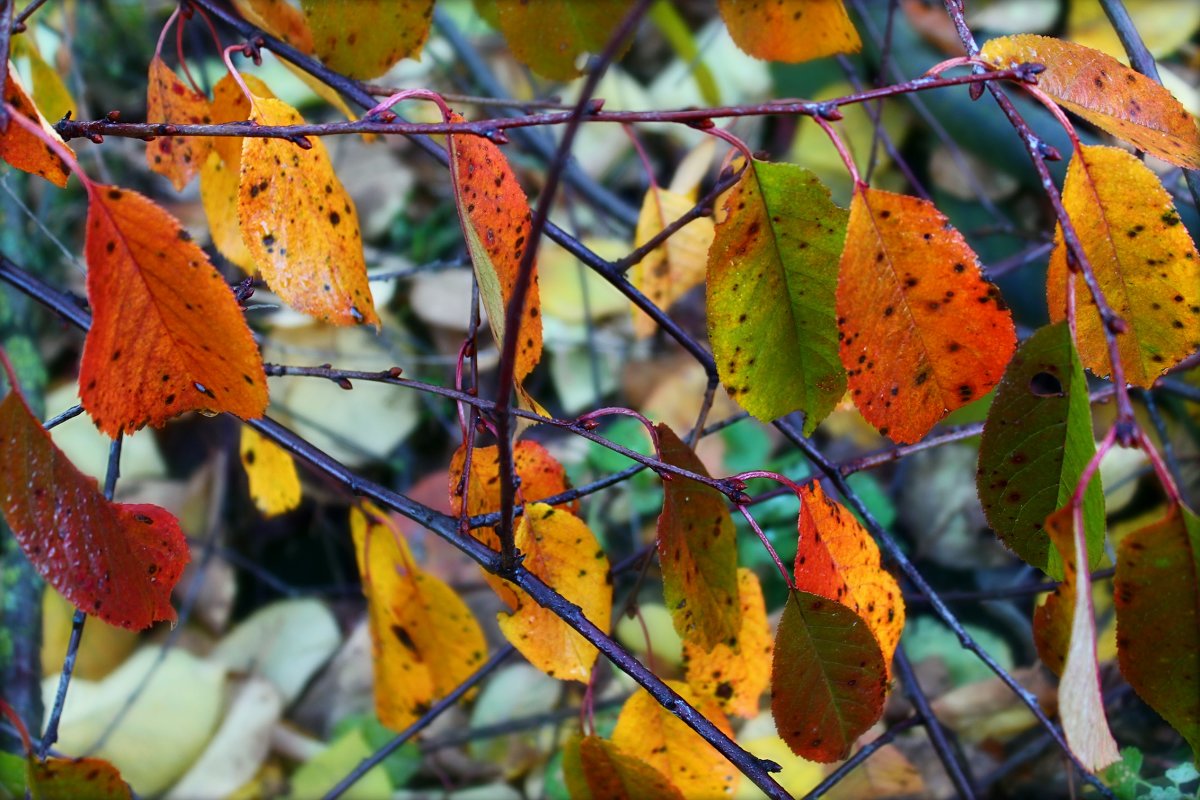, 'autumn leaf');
239,94,379,327
837,186,1016,444
233,0,315,53
655,423,740,650
611,682,738,798
447,112,542,384
29,758,133,800
496,503,612,682
350,504,488,731
0,359,189,630
1032,507,1120,771
977,323,1105,578
144,56,212,191
980,35,1200,168
1046,145,1200,386
240,426,301,517
79,184,268,436
301,0,434,79
1114,505,1200,759
771,590,887,763
0,63,72,187
796,481,904,675
562,735,684,800
706,160,847,433
631,185,713,338
481,0,635,81
11,34,76,122
718,0,861,62
682,568,771,717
